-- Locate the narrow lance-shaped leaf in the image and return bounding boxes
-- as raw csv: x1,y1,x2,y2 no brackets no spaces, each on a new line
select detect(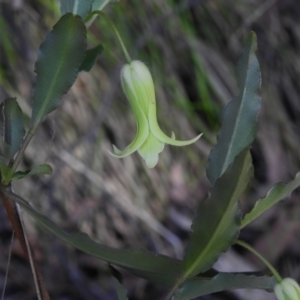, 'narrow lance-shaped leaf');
60,0,94,18
3,190,183,287
183,150,253,279
31,13,86,127
0,98,25,160
174,272,276,300
12,164,53,181
241,172,300,228
207,32,261,184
